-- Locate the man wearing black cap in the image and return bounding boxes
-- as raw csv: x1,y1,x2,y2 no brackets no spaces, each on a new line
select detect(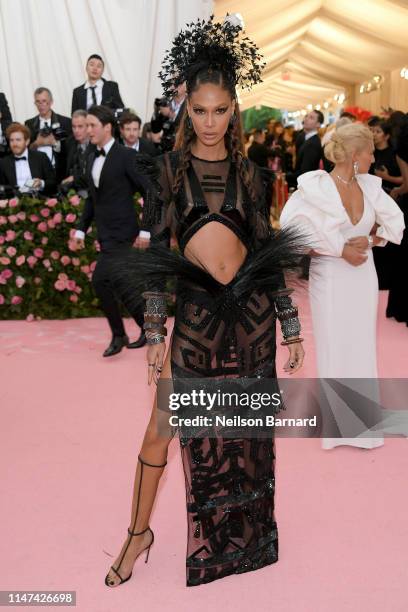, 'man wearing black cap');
71,54,124,114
